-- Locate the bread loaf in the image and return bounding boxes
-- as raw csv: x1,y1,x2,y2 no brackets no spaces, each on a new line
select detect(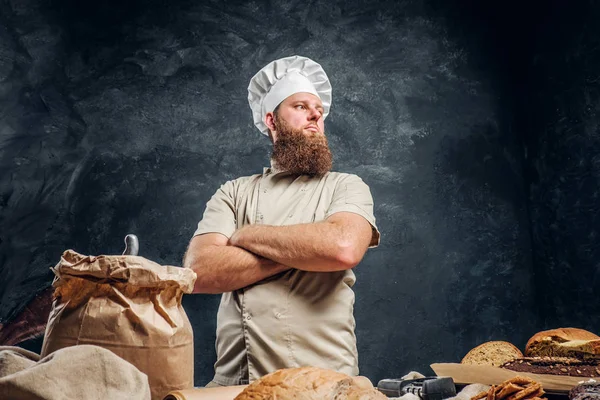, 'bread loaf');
525,328,600,359
502,356,600,377
233,367,386,400
461,341,524,367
